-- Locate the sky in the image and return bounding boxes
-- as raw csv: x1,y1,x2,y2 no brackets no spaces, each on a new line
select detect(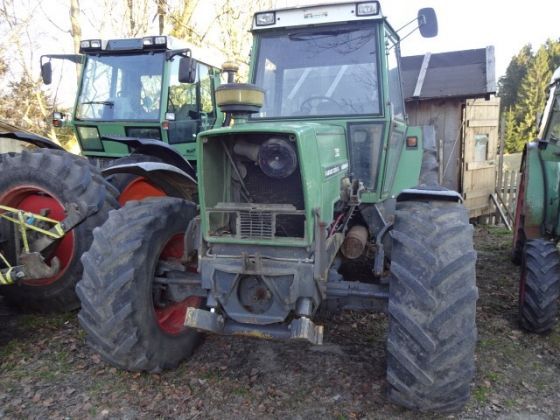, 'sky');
7,0,559,104
34,0,560,81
